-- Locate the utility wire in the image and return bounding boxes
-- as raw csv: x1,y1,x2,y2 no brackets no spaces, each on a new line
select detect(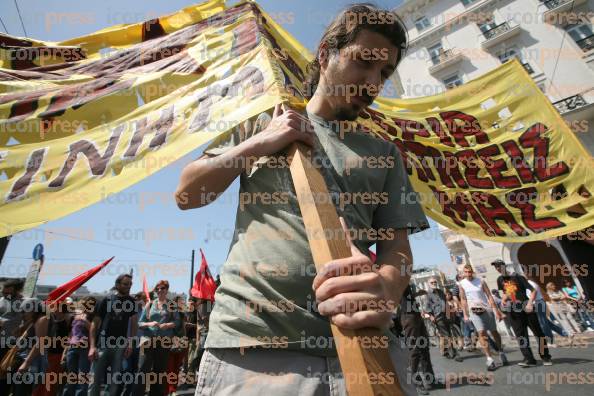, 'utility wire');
0,16,9,34
13,0,28,37
5,256,186,262
547,2,575,93
34,229,187,261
